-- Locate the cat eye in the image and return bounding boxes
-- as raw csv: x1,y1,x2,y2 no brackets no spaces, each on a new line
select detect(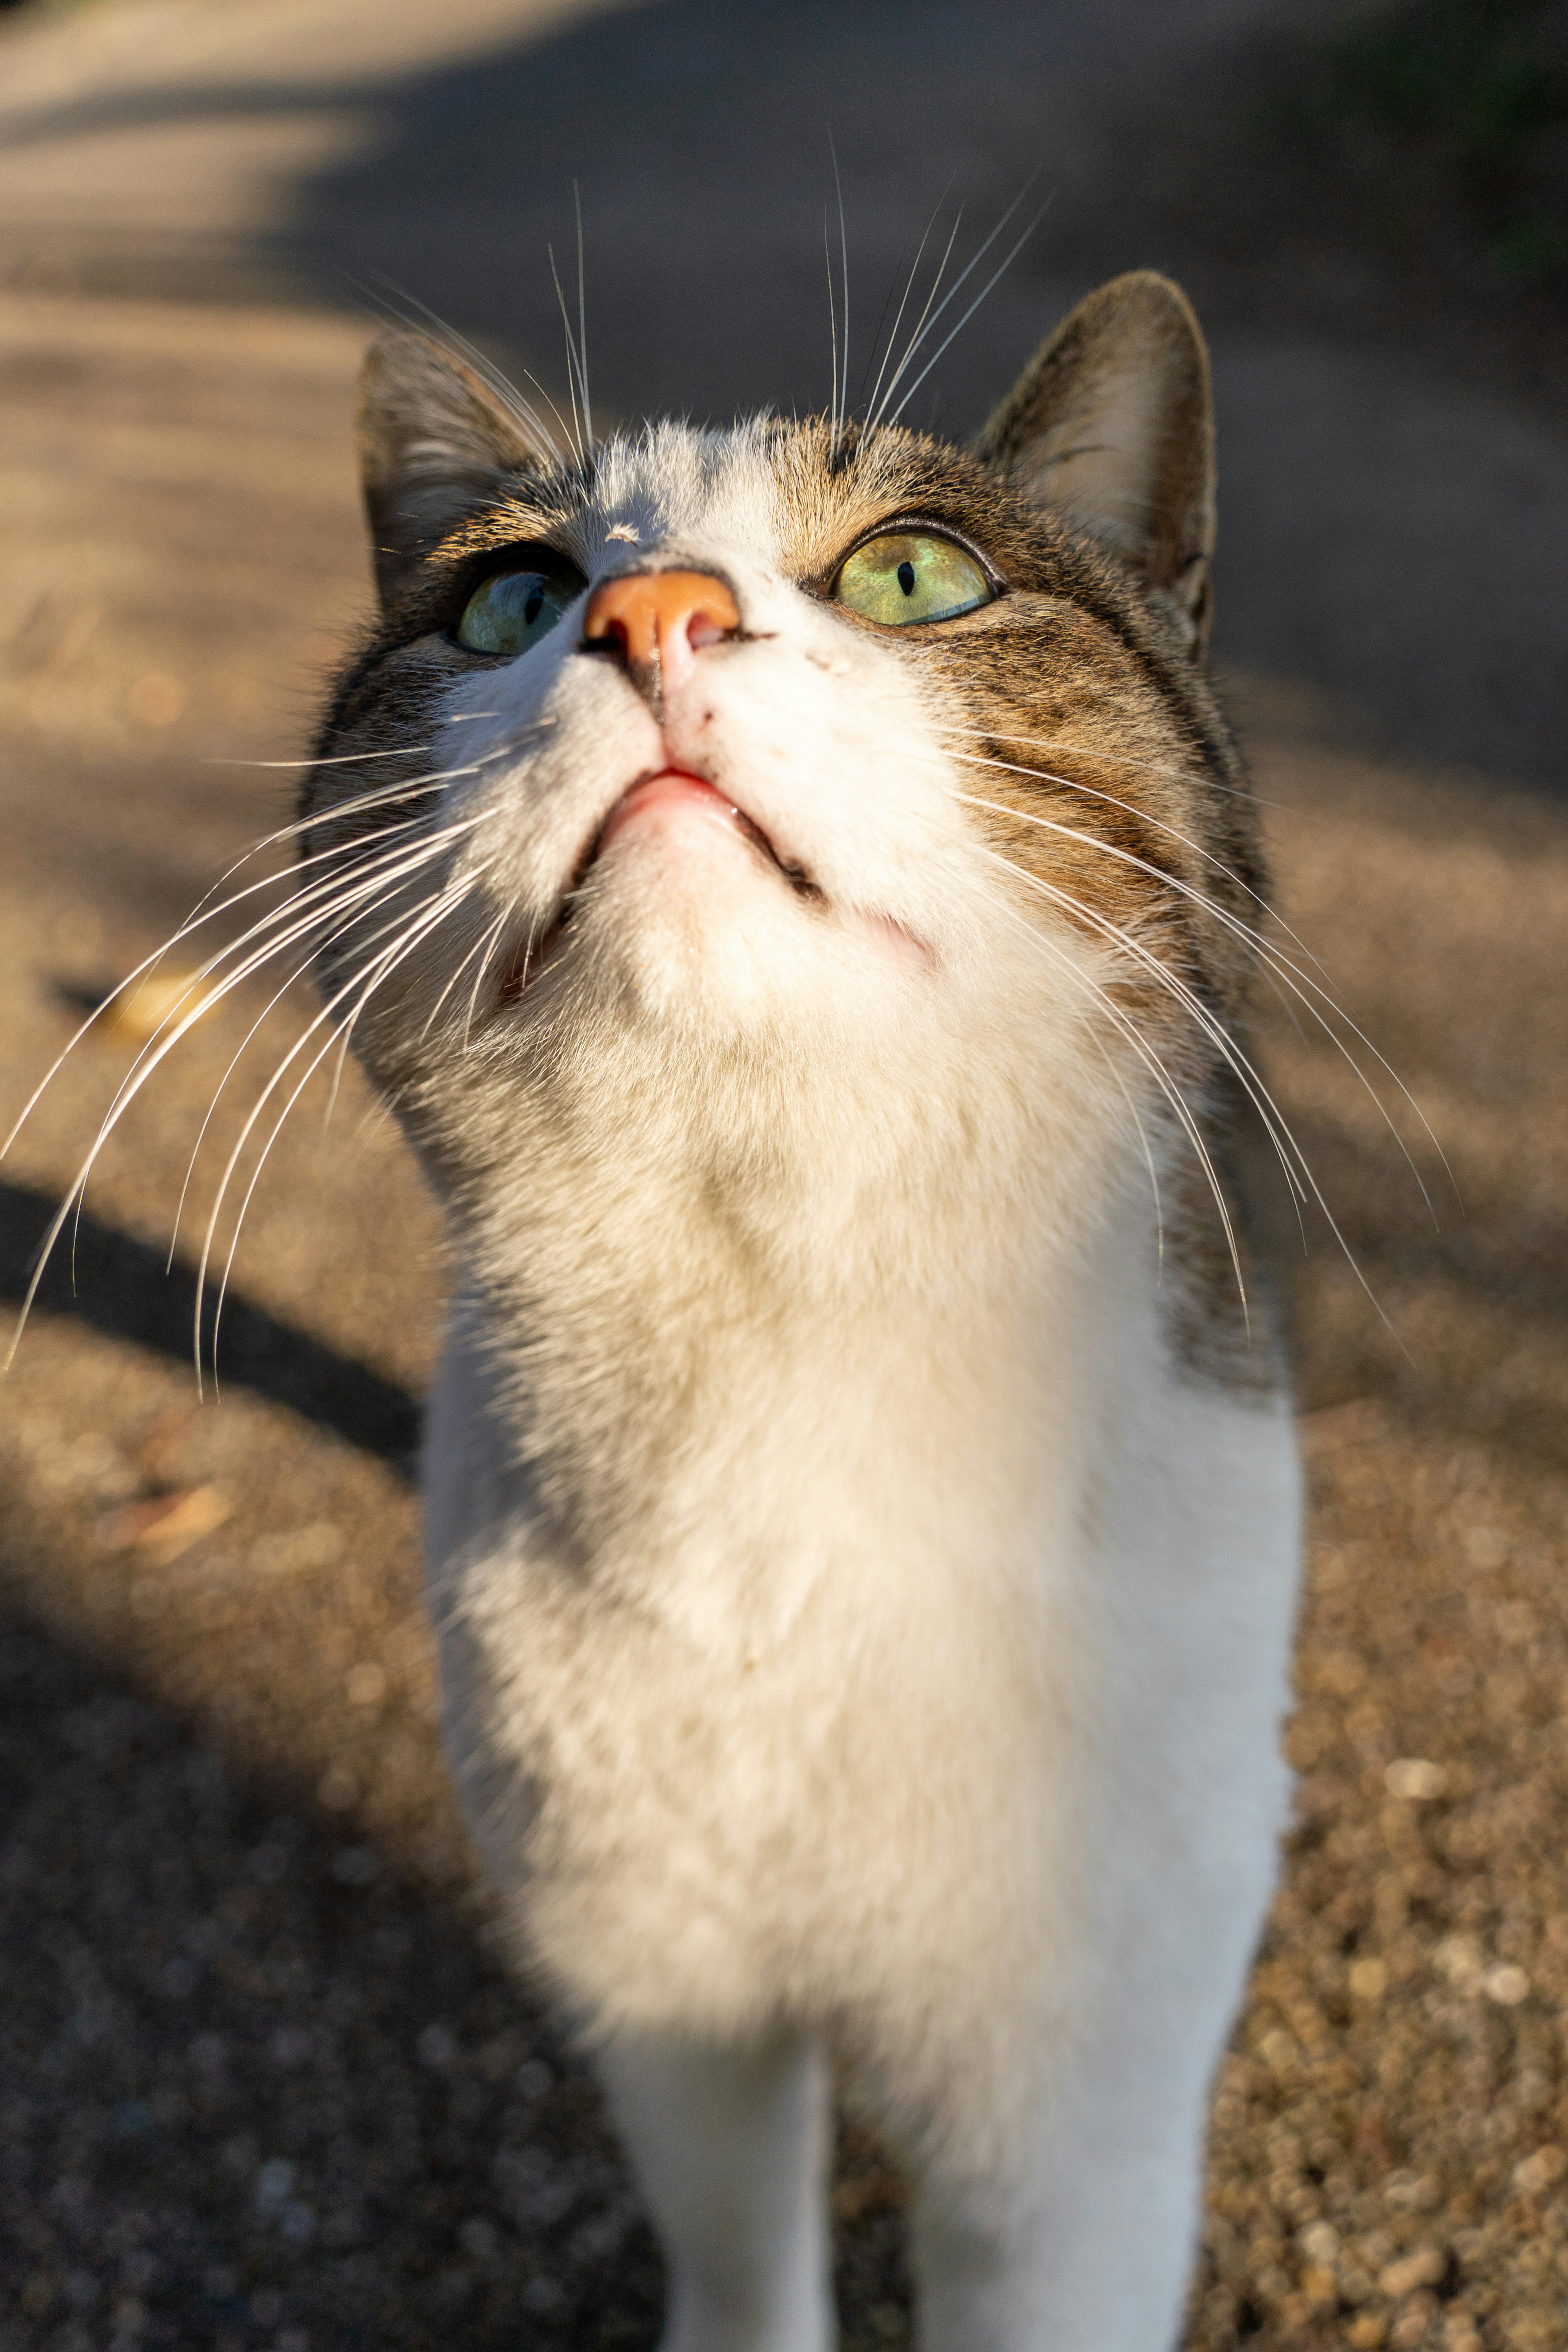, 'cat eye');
456,568,579,657
832,531,994,627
